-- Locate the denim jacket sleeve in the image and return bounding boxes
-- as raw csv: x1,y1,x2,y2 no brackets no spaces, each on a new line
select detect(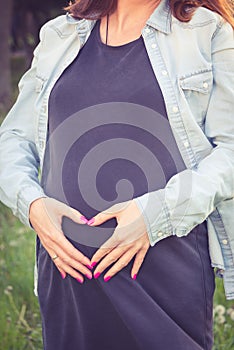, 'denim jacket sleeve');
0,24,48,227
133,19,234,246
